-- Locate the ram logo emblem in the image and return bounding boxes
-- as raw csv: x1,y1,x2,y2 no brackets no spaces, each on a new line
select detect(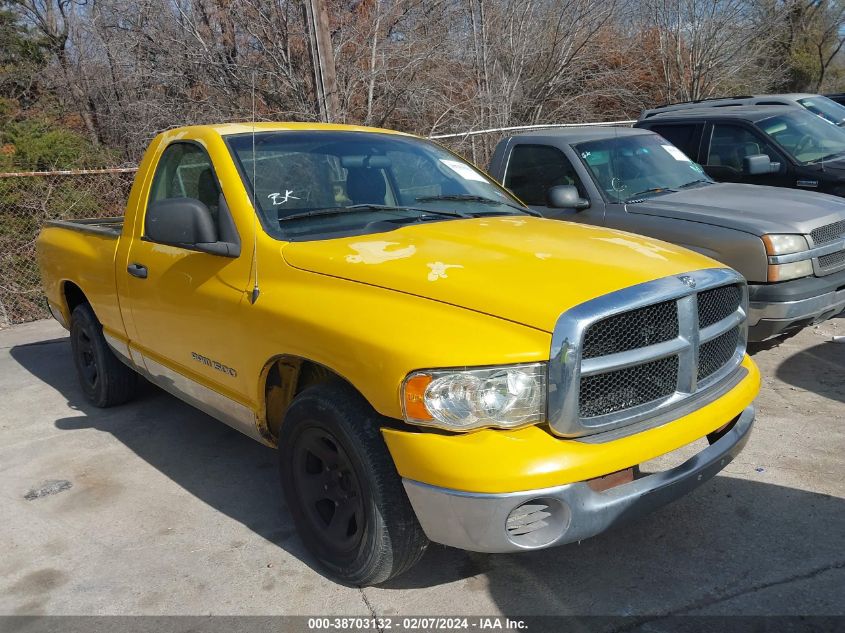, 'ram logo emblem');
678,275,696,289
